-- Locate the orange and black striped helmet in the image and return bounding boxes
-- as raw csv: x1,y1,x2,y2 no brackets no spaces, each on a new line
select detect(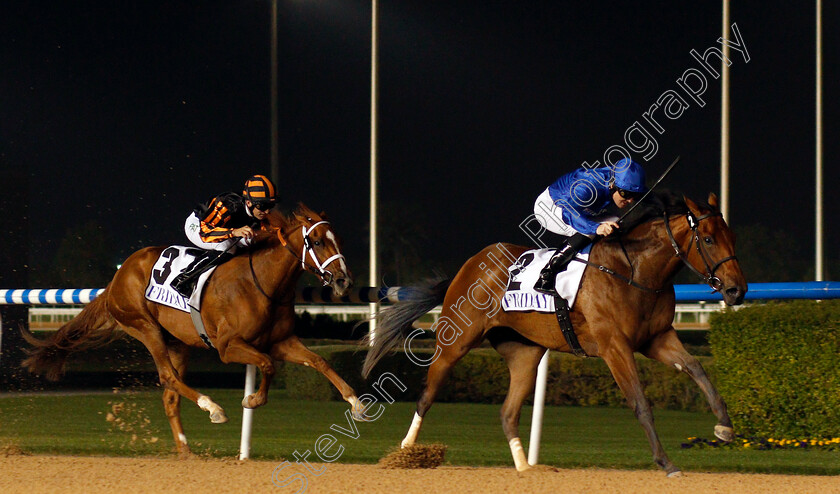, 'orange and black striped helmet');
242,174,277,206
